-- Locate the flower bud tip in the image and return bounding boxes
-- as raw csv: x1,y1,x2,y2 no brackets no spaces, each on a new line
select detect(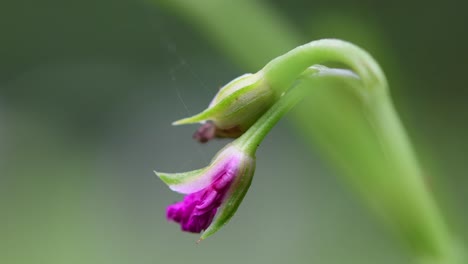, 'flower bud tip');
172,110,213,126
172,118,195,126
